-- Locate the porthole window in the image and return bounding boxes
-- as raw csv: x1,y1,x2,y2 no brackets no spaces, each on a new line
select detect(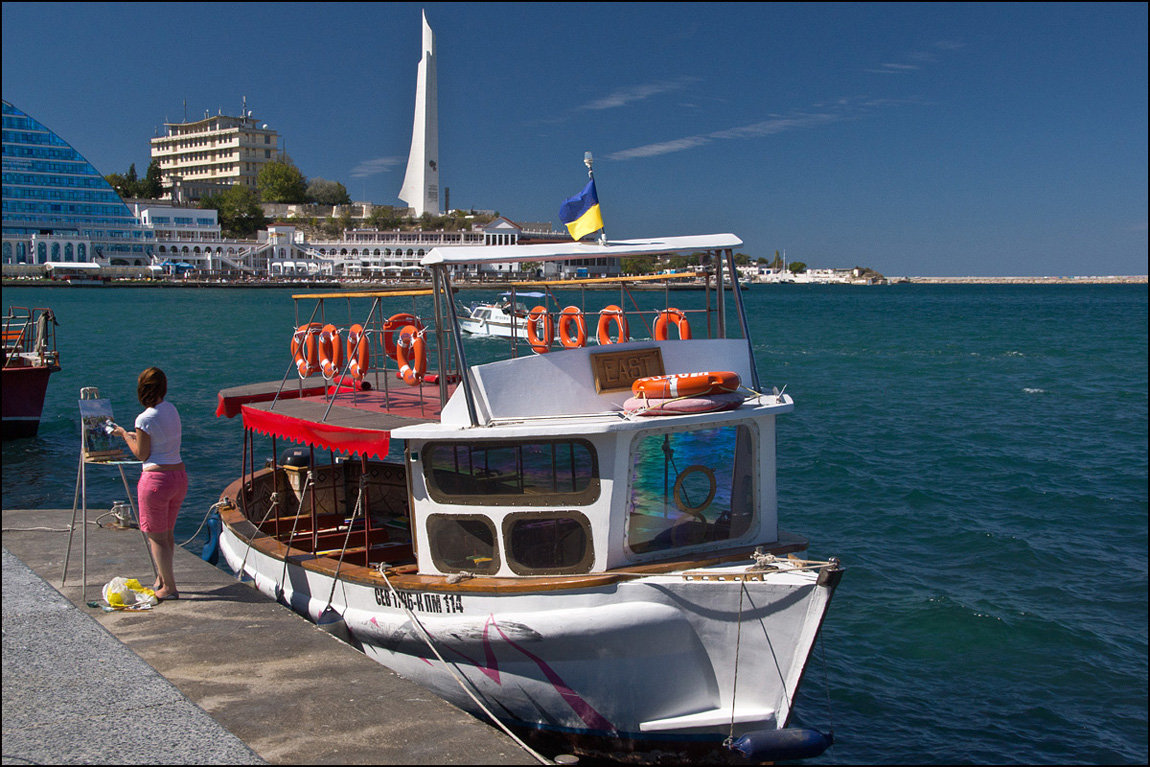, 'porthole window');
503,512,593,575
426,514,499,574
